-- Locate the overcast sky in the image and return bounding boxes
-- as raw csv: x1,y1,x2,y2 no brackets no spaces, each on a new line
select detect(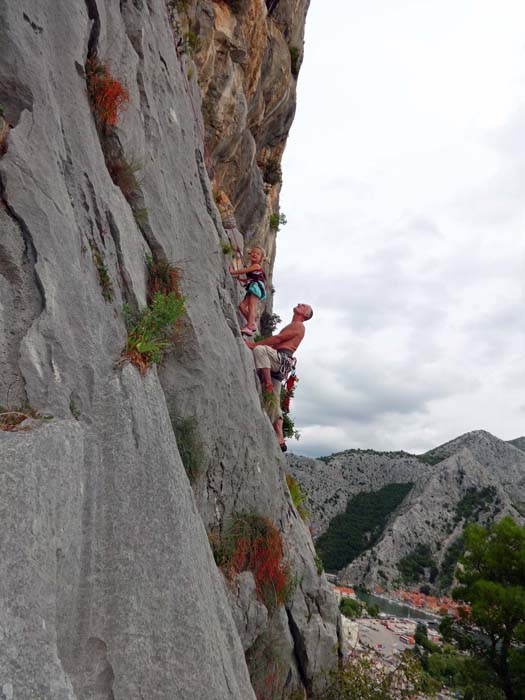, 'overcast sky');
273,0,525,457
